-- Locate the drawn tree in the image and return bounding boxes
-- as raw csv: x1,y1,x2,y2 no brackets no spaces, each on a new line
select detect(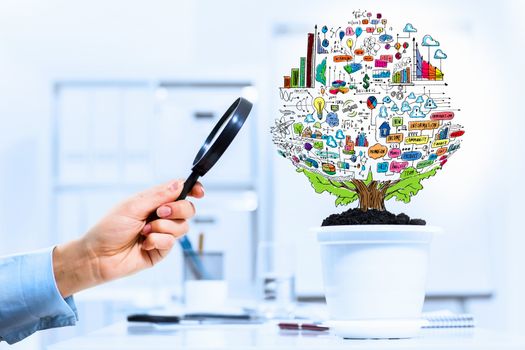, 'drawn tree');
272,11,464,211
298,166,438,211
